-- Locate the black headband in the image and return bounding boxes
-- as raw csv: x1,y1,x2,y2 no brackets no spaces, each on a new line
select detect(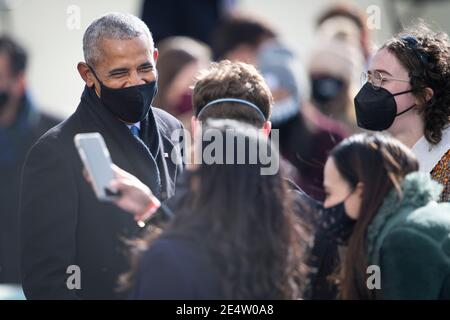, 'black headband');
401,35,429,67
